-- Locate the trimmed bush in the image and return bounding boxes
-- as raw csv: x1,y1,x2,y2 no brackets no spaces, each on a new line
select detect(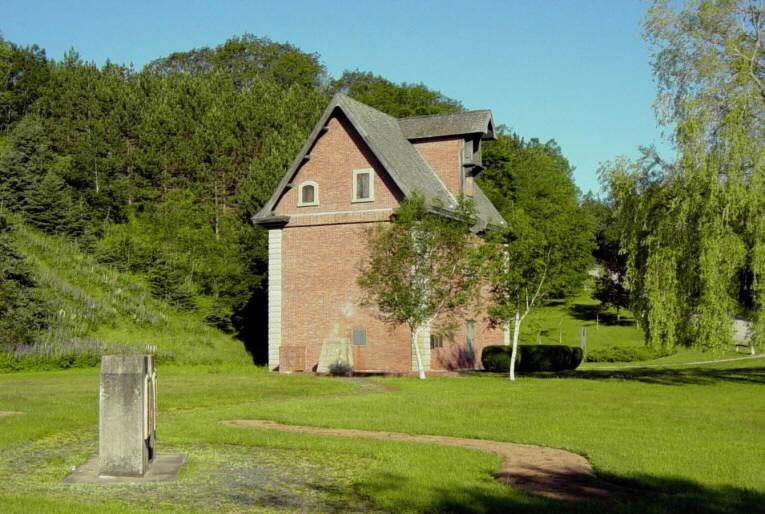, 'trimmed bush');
481,345,513,372
328,361,353,376
481,345,584,373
